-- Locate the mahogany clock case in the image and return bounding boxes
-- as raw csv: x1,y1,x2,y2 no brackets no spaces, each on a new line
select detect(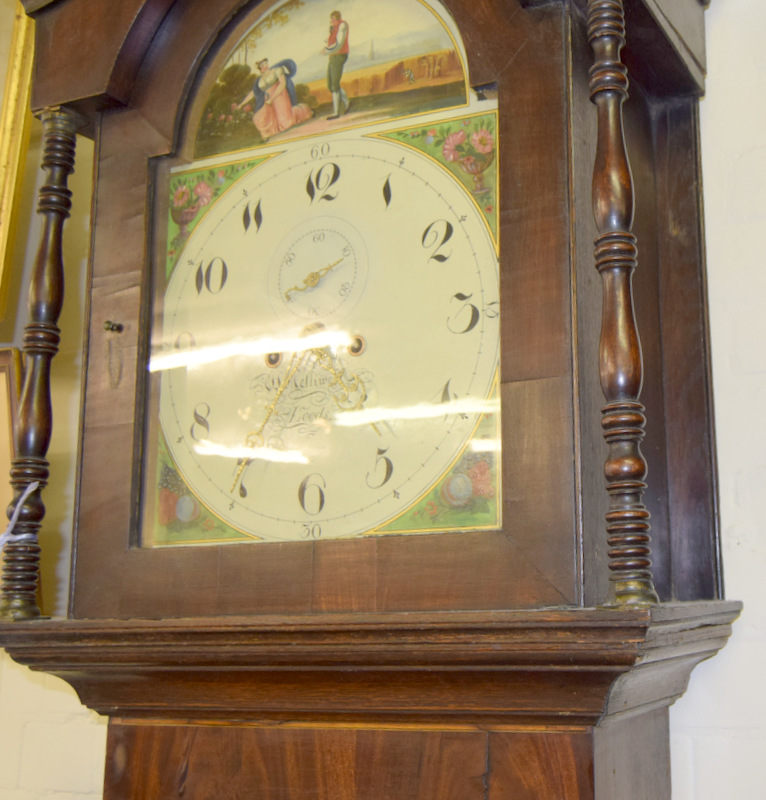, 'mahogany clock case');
0,2,734,799
20,0,719,618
